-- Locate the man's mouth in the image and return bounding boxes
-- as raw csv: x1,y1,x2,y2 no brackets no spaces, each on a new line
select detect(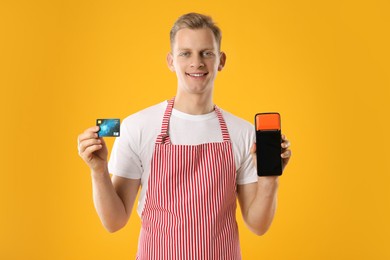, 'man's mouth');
186,72,208,77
